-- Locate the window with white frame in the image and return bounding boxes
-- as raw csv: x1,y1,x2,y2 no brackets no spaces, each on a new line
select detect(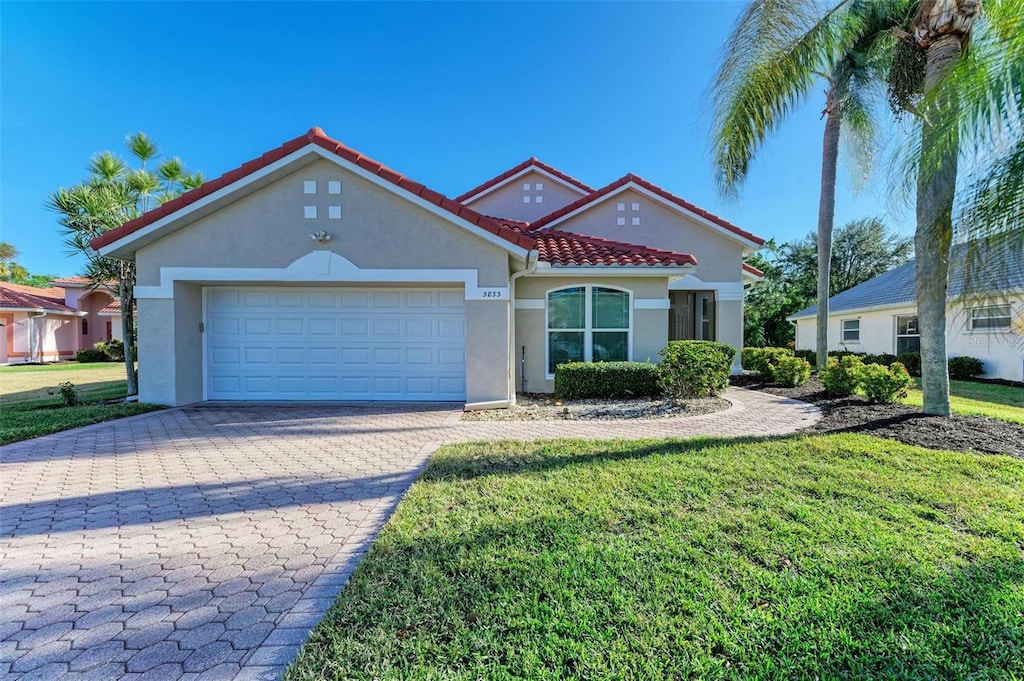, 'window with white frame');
970,305,1012,331
895,314,919,354
546,285,630,374
842,318,860,343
